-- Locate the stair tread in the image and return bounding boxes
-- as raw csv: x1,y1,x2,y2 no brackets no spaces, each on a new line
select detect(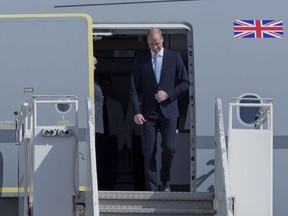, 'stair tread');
98,191,215,215
100,207,216,214
98,191,214,201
